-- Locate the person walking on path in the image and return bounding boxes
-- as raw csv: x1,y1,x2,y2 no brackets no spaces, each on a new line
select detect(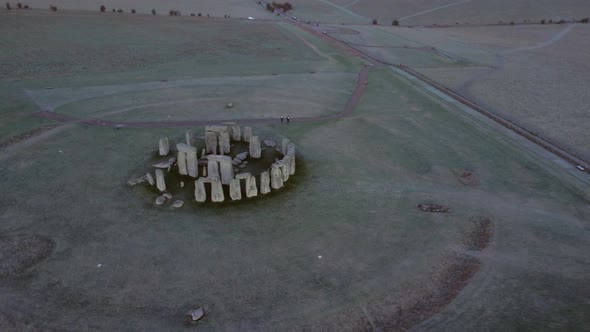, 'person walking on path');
287,116,290,123
280,116,284,123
